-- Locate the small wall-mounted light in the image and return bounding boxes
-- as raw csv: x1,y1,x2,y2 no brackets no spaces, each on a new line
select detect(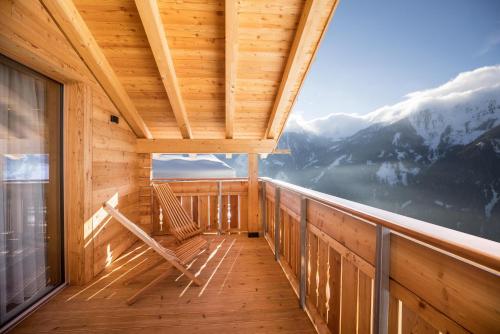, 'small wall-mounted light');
110,115,119,124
